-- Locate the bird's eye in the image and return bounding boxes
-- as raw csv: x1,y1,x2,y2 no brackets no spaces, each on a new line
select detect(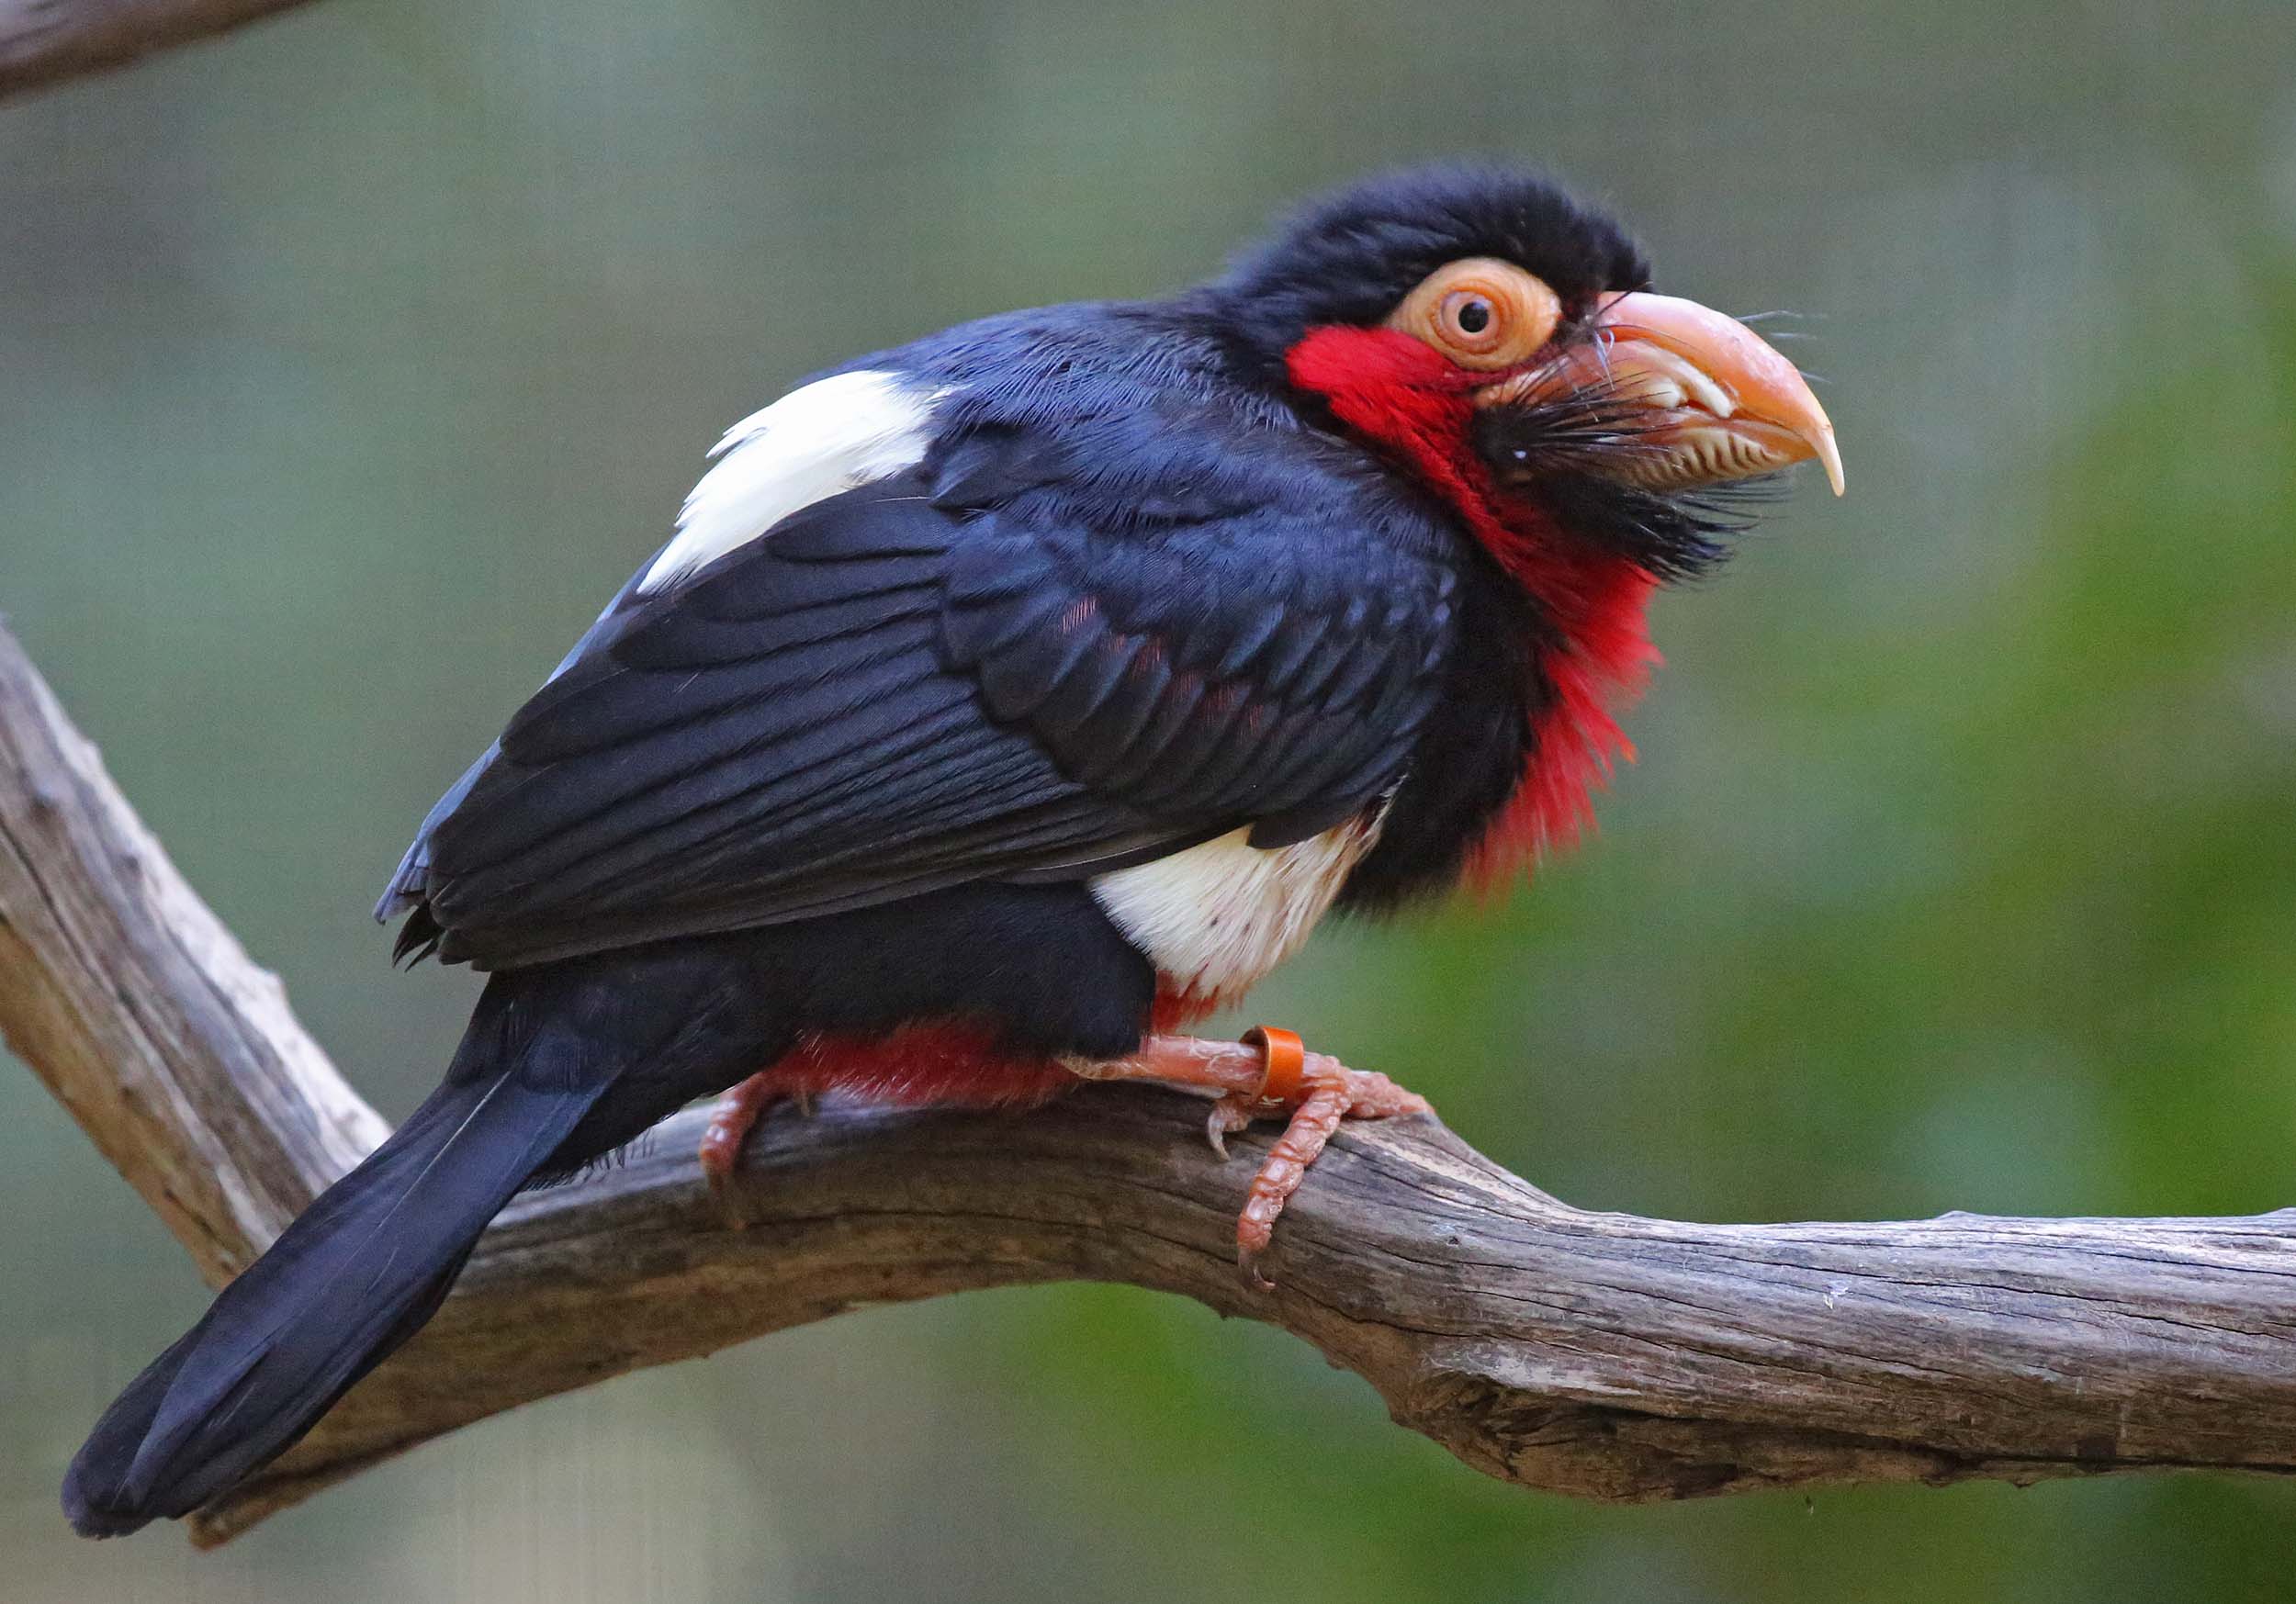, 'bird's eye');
1447,295,1493,337
1386,258,1561,371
